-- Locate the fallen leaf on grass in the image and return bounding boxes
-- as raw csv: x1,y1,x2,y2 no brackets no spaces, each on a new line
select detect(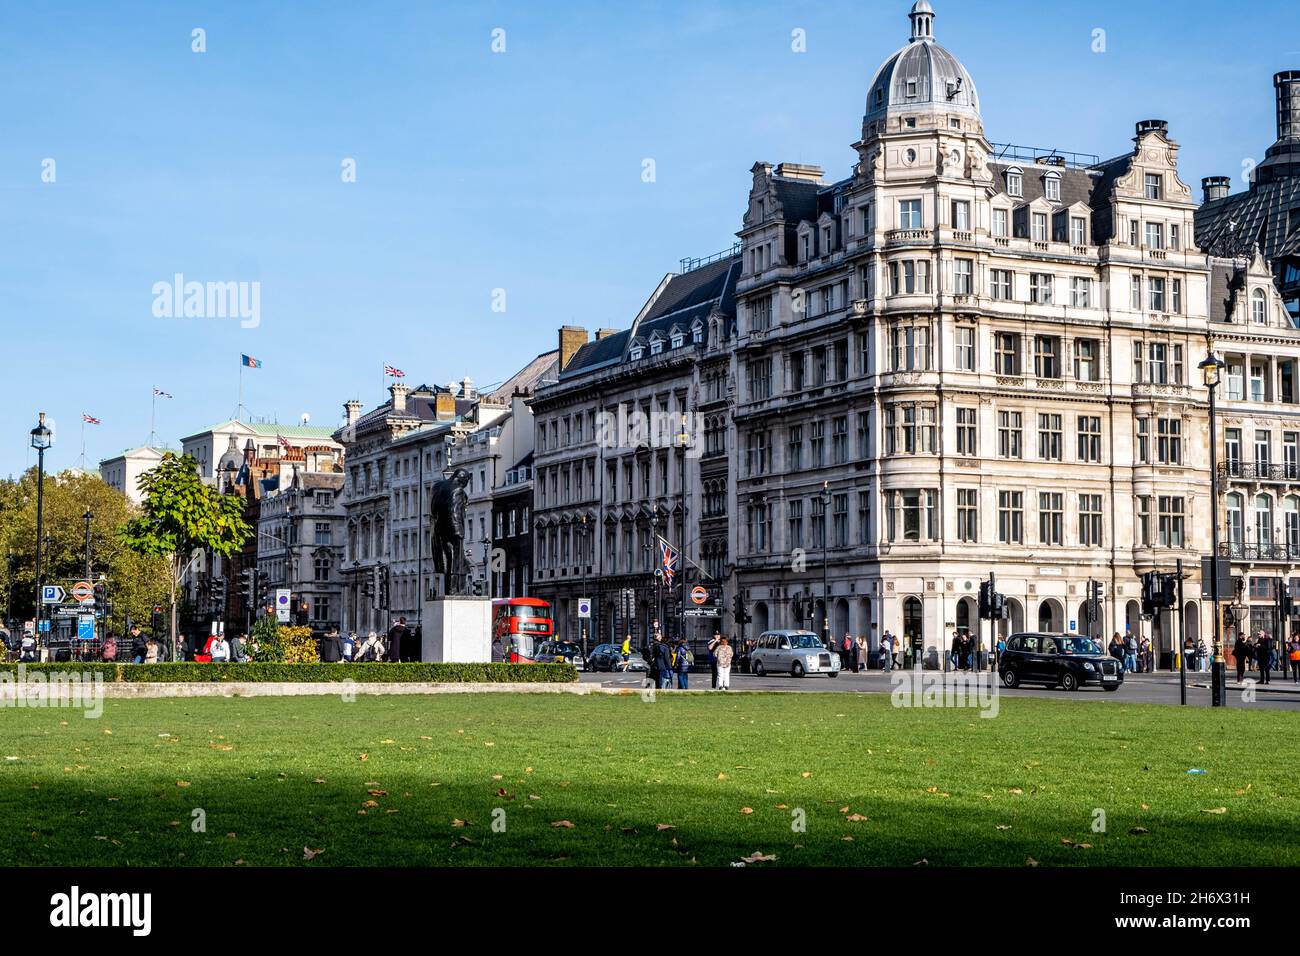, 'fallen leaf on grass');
914,858,929,866
1009,788,1024,795
359,754,368,762
717,773,730,780
451,819,467,828
846,813,869,822
175,780,190,788
362,800,379,808
775,804,789,810
740,851,776,863
1200,807,1228,814
551,820,575,829
303,847,322,860
1129,827,1149,835
801,772,812,778
528,794,541,801
996,824,1012,831
313,779,326,785
1025,857,1039,867
740,807,754,814
656,823,675,831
